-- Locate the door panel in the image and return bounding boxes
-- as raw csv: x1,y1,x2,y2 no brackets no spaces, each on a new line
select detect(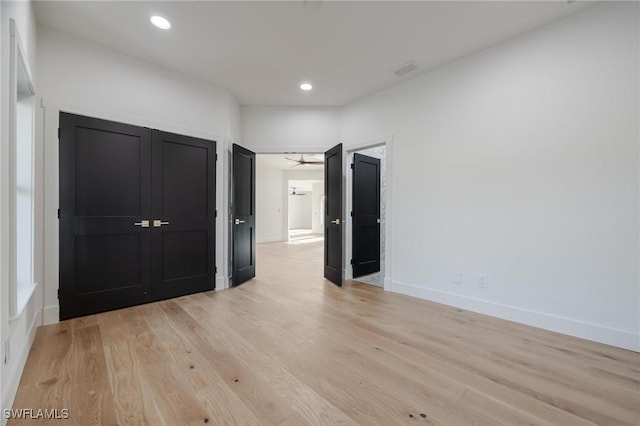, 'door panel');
75,233,141,294
59,112,152,320
352,153,381,278
75,128,142,216
232,144,256,286
160,141,209,217
151,131,216,300
324,143,343,286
